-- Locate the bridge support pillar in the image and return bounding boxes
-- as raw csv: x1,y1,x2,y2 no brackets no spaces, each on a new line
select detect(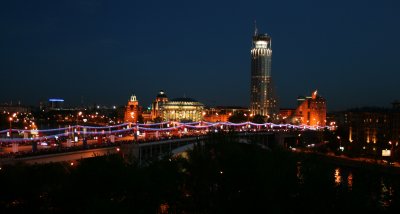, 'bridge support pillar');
12,142,19,153
32,141,37,153
66,139,72,147
120,144,140,164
